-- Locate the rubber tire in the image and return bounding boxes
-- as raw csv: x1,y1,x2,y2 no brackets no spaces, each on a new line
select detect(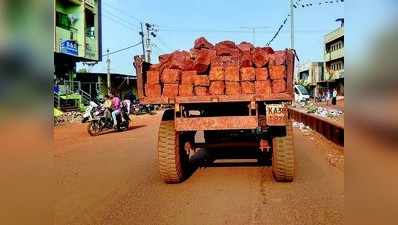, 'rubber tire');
272,122,295,182
87,121,101,136
158,120,188,184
